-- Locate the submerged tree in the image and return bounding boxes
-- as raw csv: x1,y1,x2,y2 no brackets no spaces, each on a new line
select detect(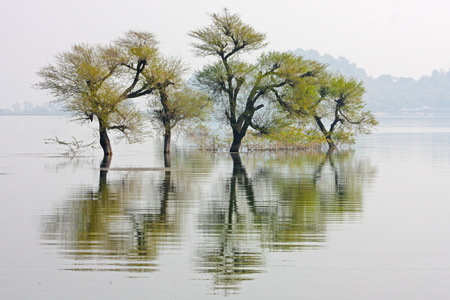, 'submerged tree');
36,31,158,157
190,9,324,152
273,73,378,150
145,56,211,154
